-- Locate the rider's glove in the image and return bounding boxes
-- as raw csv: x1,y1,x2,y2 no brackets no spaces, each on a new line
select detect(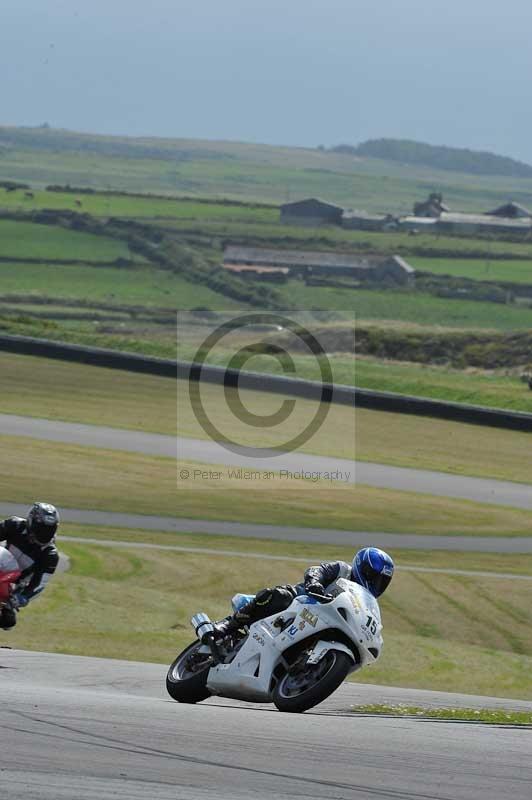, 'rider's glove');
13,592,29,608
305,581,325,596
